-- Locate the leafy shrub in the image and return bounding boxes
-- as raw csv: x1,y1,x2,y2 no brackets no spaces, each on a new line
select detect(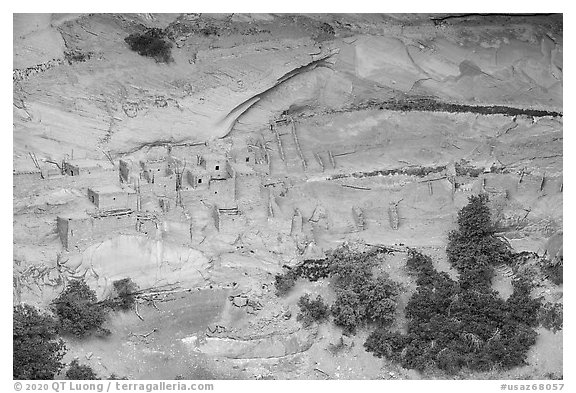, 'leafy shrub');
446,195,513,289
454,194,493,238
274,246,388,298
331,289,364,333
52,279,108,337
13,304,66,379
368,275,540,373
447,232,513,274
542,257,563,285
505,278,541,327
436,348,464,375
64,50,92,64
455,161,484,177
313,22,335,42
405,249,434,276
274,271,297,296
107,278,139,311
66,359,100,380
297,294,330,327
327,245,383,291
125,28,173,63
538,302,563,333
199,25,219,36
361,276,399,326
364,196,541,375
364,329,407,362
326,245,399,333
292,258,330,281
